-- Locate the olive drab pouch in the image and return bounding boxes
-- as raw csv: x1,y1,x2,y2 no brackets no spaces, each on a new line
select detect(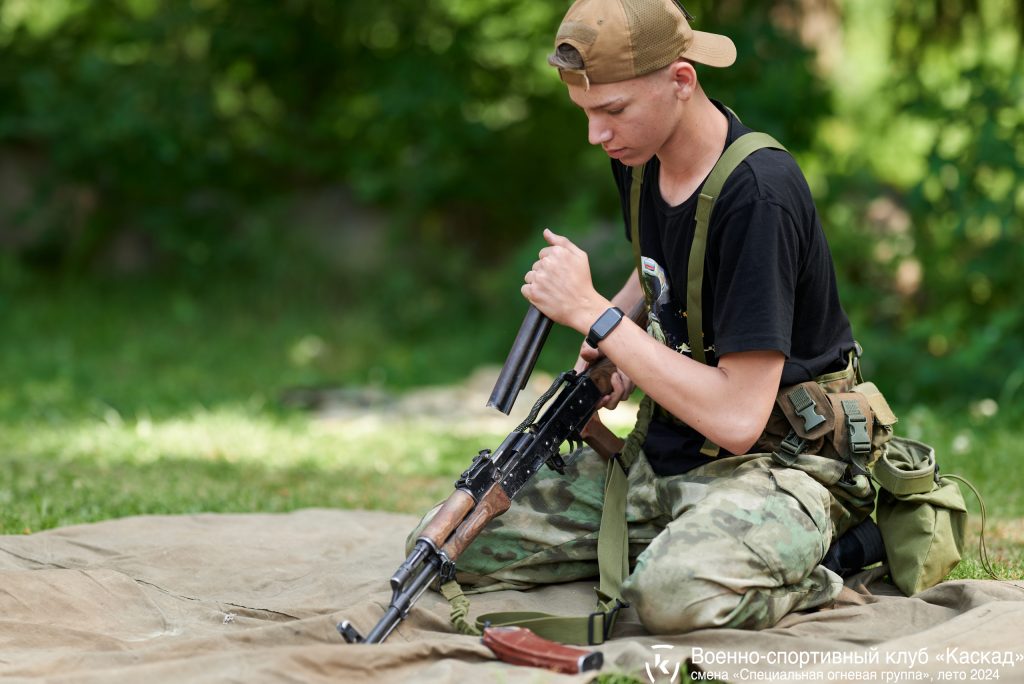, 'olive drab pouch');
872,436,967,596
